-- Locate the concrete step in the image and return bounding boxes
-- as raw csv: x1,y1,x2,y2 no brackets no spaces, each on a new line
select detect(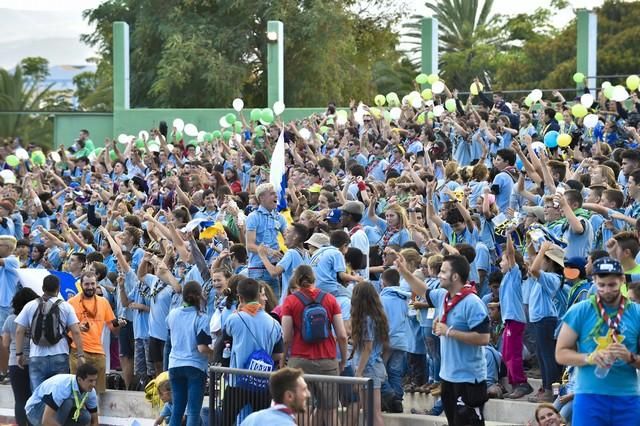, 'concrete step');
382,413,522,426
